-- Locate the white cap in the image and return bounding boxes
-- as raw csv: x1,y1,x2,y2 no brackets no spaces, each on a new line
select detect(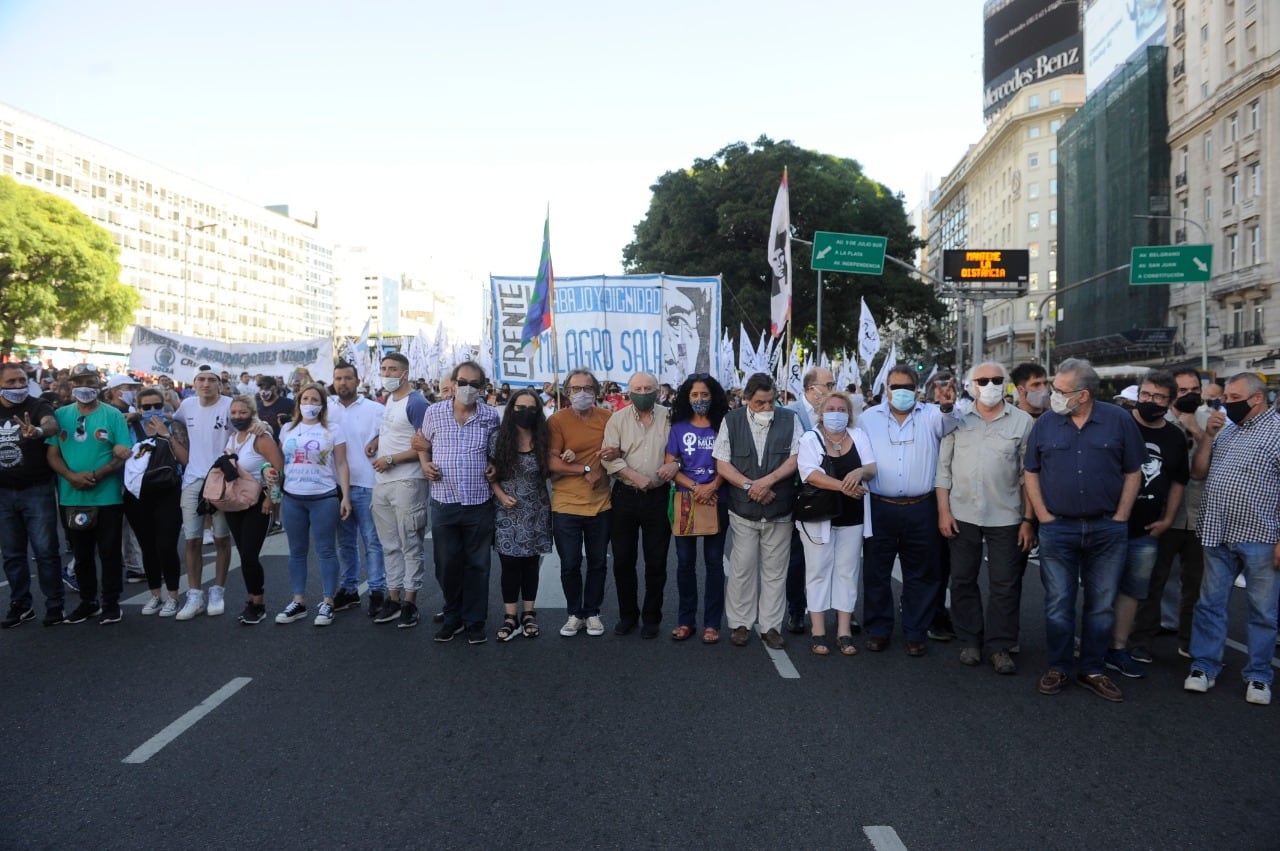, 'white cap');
106,374,141,389
1118,385,1140,402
